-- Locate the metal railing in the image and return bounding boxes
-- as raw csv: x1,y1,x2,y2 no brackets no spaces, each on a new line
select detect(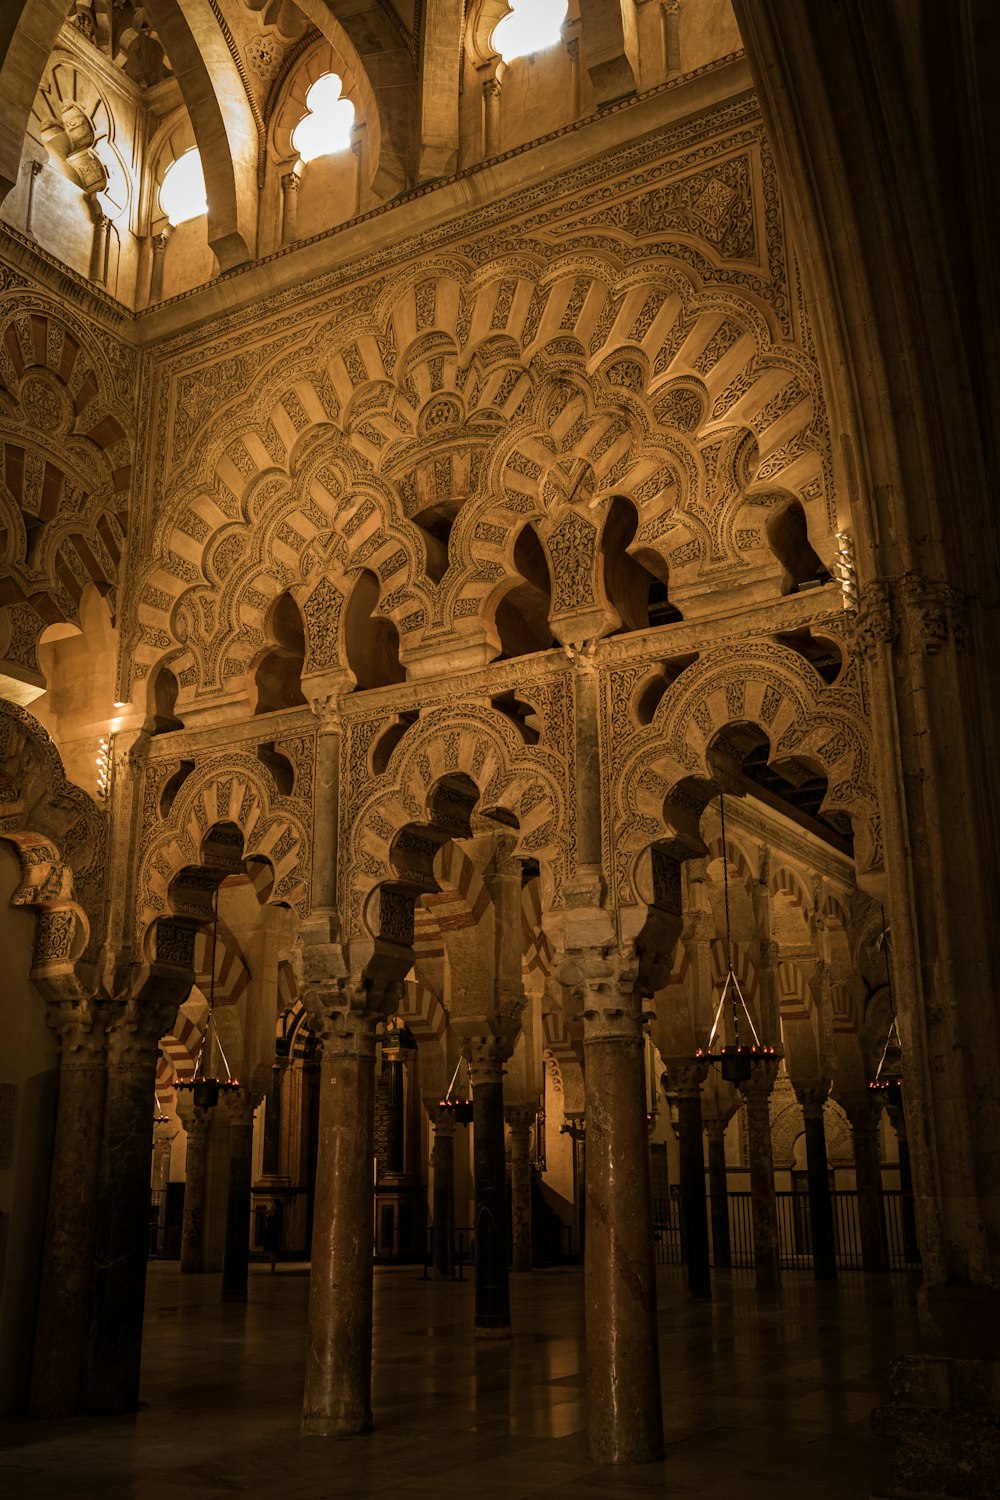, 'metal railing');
654,1189,920,1271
